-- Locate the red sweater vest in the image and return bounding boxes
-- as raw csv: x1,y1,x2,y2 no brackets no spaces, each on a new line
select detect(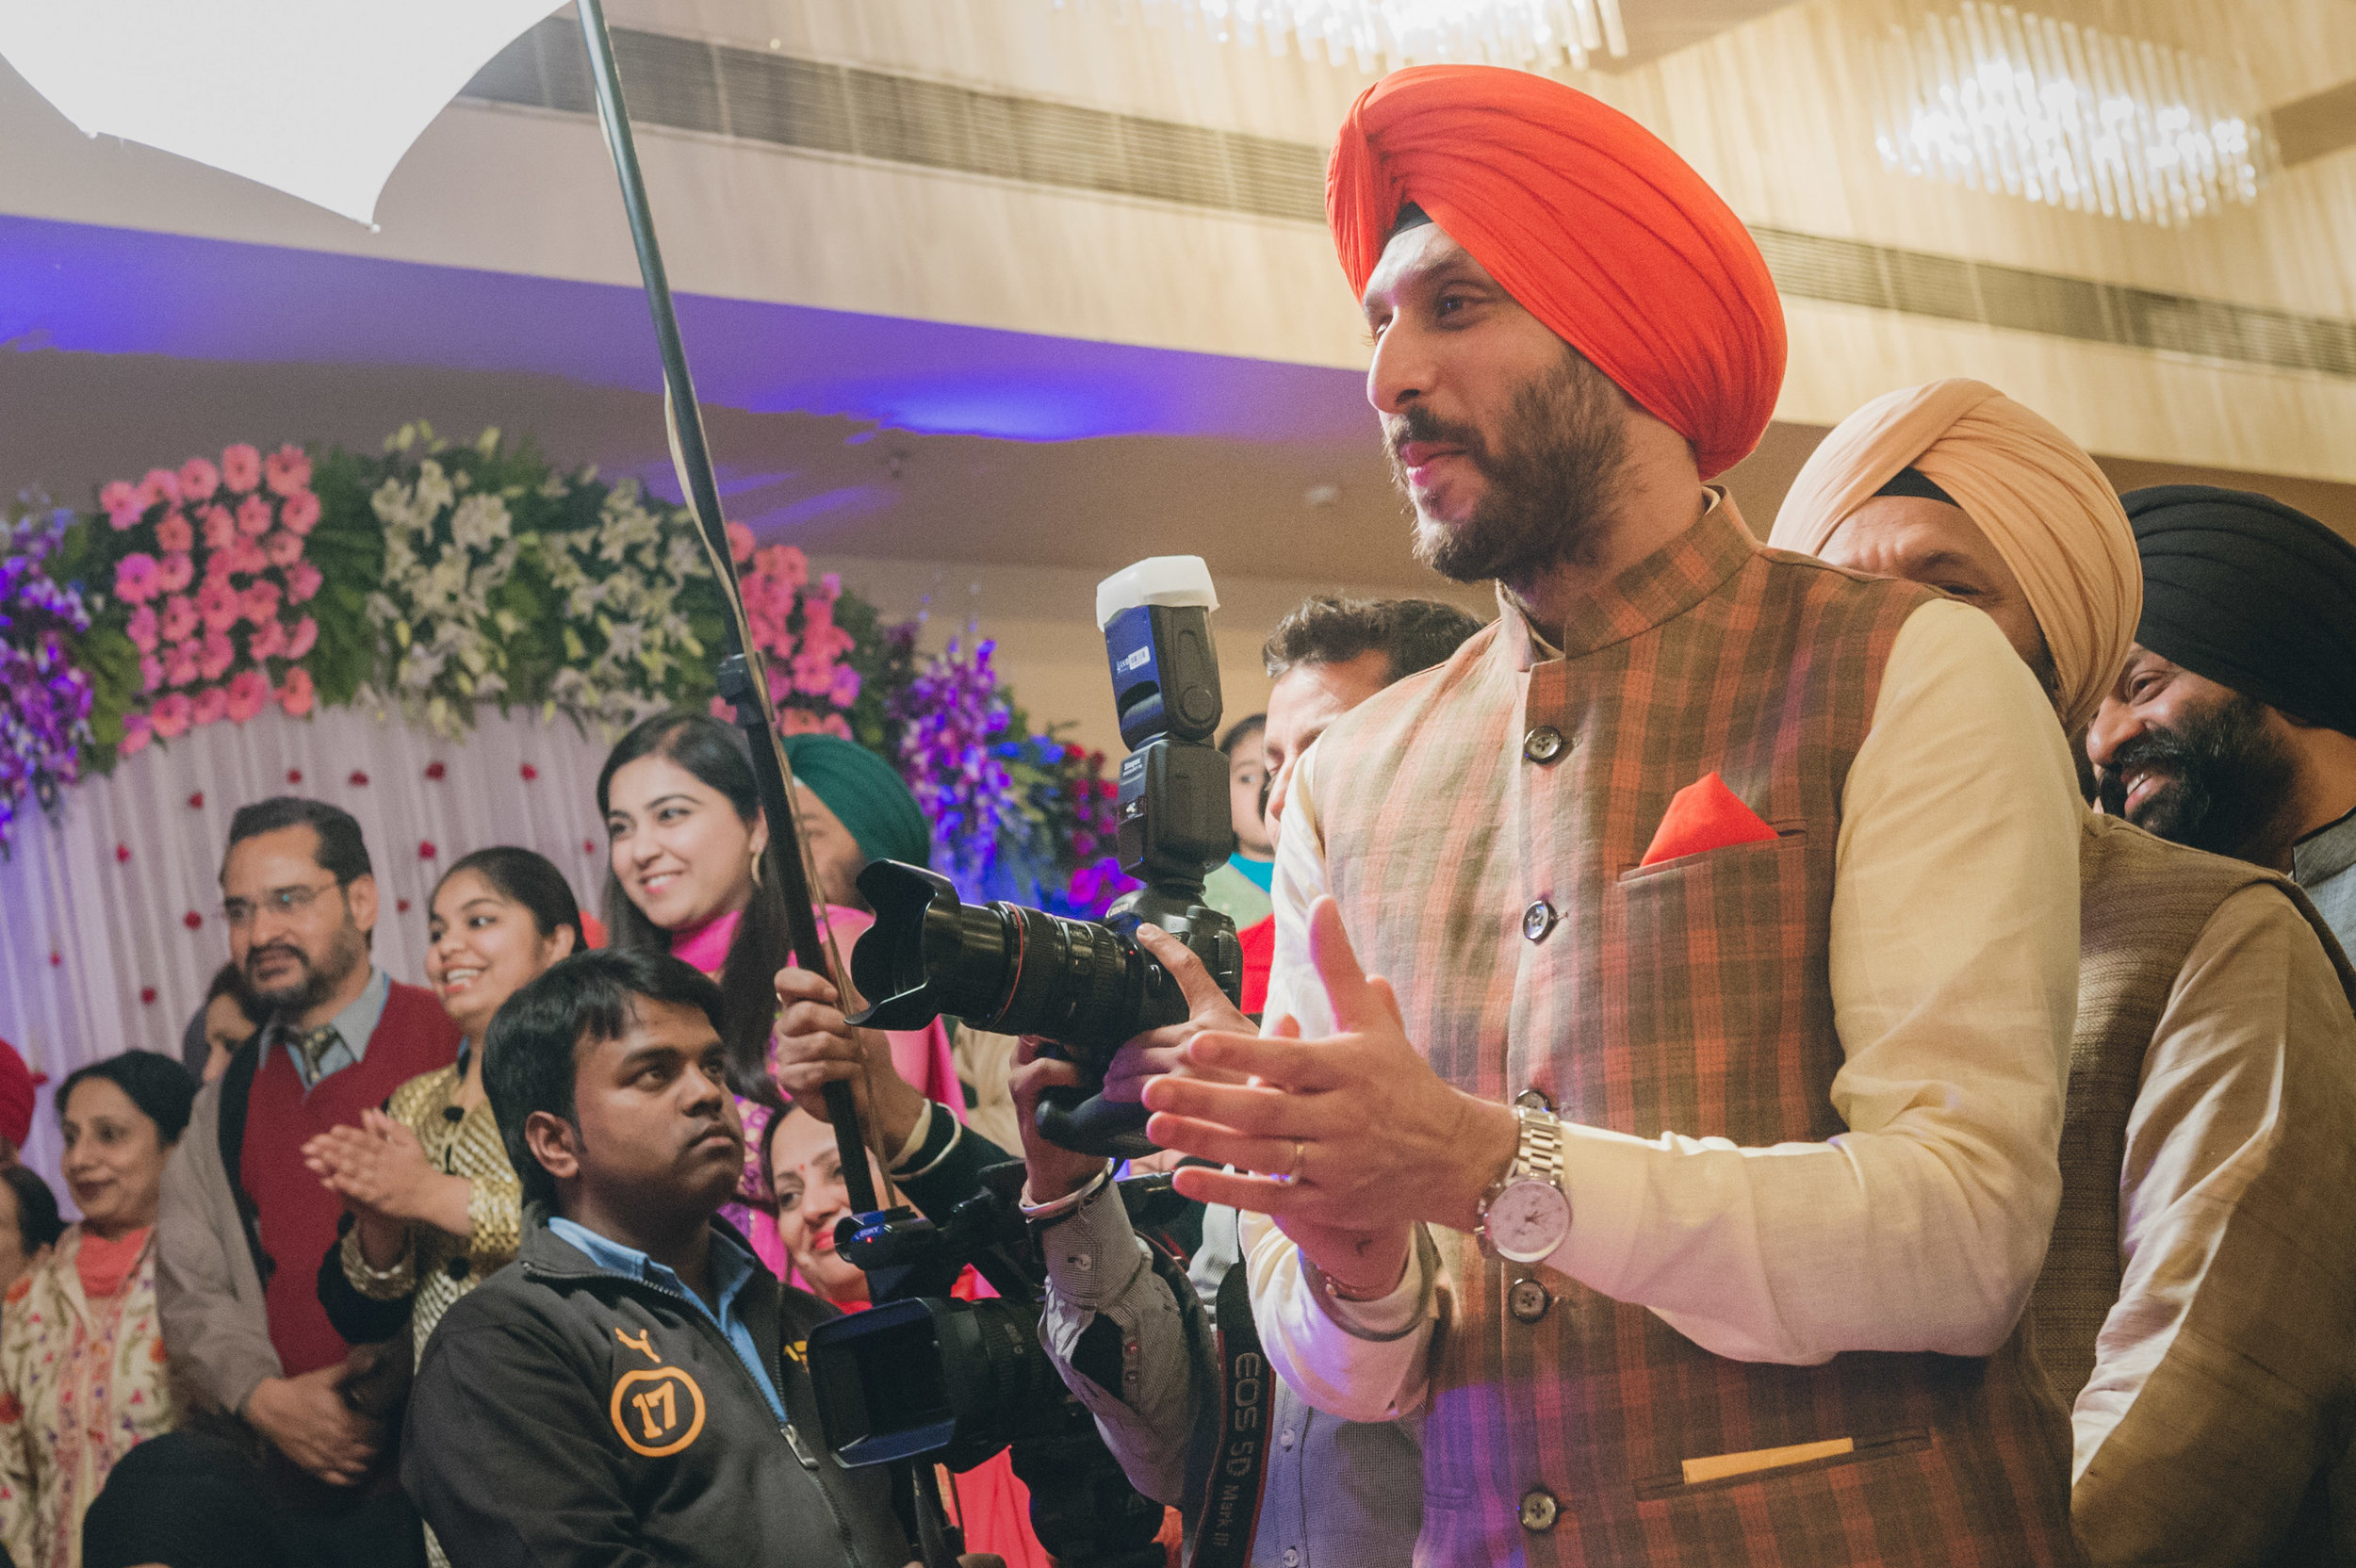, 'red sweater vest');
241,980,458,1378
